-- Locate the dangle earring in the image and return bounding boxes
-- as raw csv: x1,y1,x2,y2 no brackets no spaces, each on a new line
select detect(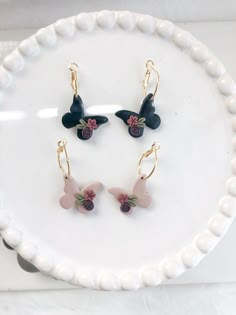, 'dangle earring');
62,63,108,140
109,142,160,213
115,60,161,138
57,139,102,212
